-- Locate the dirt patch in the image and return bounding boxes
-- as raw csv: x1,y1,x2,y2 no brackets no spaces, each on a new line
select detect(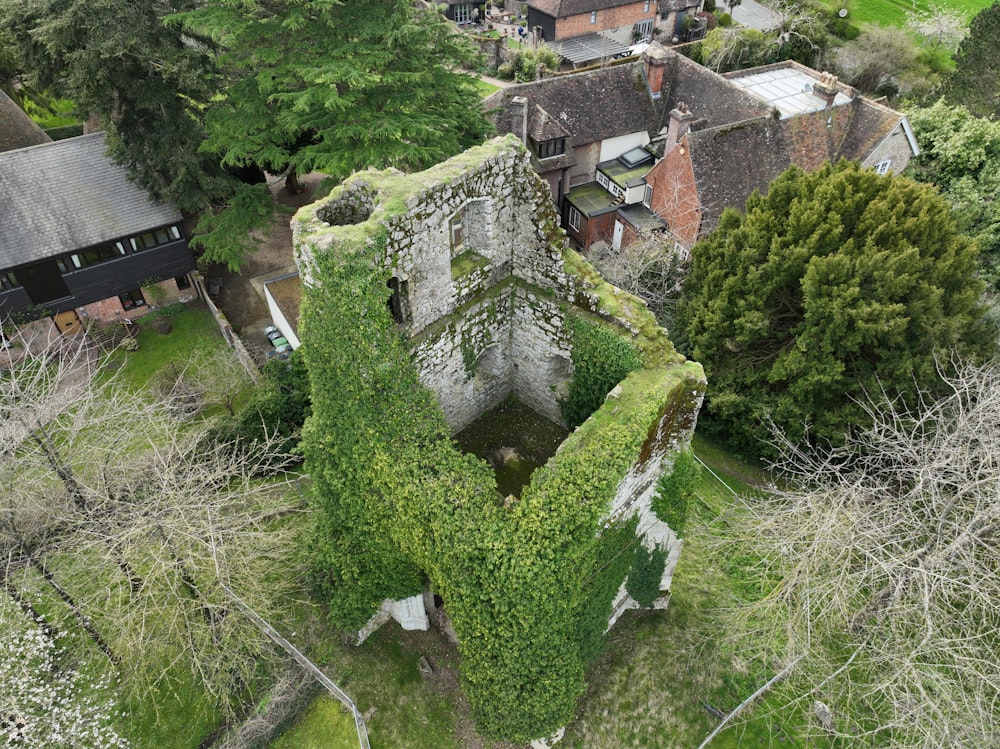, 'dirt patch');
205,173,326,334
